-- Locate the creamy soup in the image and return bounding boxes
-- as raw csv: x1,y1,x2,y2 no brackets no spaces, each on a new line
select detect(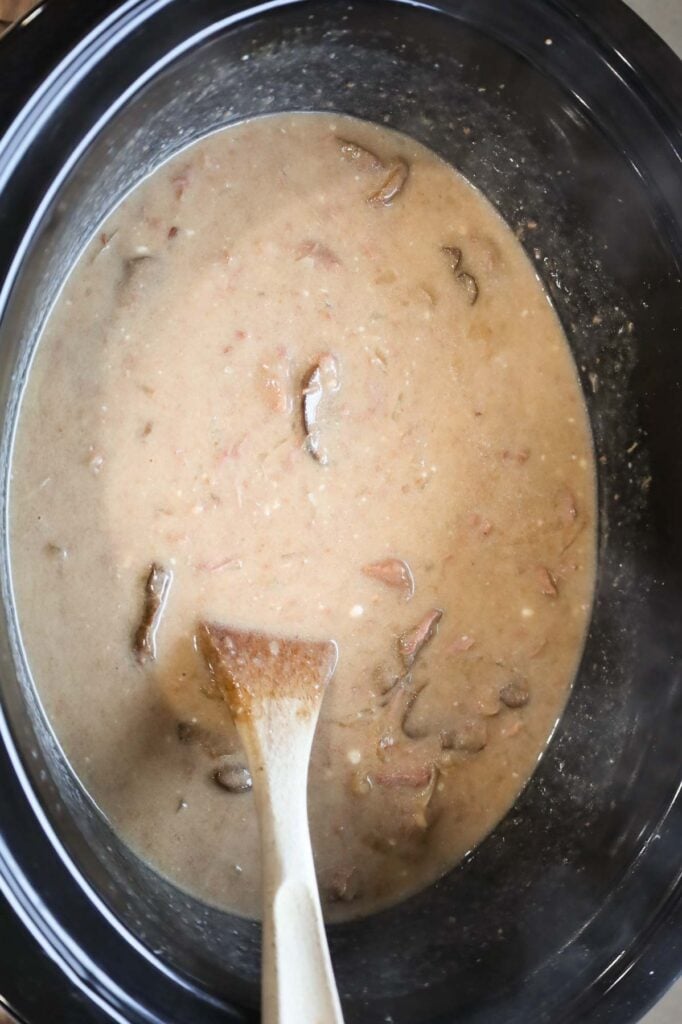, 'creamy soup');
10,113,595,921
